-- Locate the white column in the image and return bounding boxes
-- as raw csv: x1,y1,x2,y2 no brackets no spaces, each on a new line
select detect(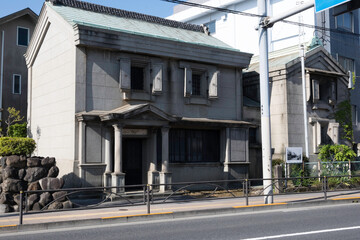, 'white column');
160,127,171,192
224,128,230,173
78,120,86,179
104,128,112,187
113,124,123,174
148,129,159,187
112,124,125,192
